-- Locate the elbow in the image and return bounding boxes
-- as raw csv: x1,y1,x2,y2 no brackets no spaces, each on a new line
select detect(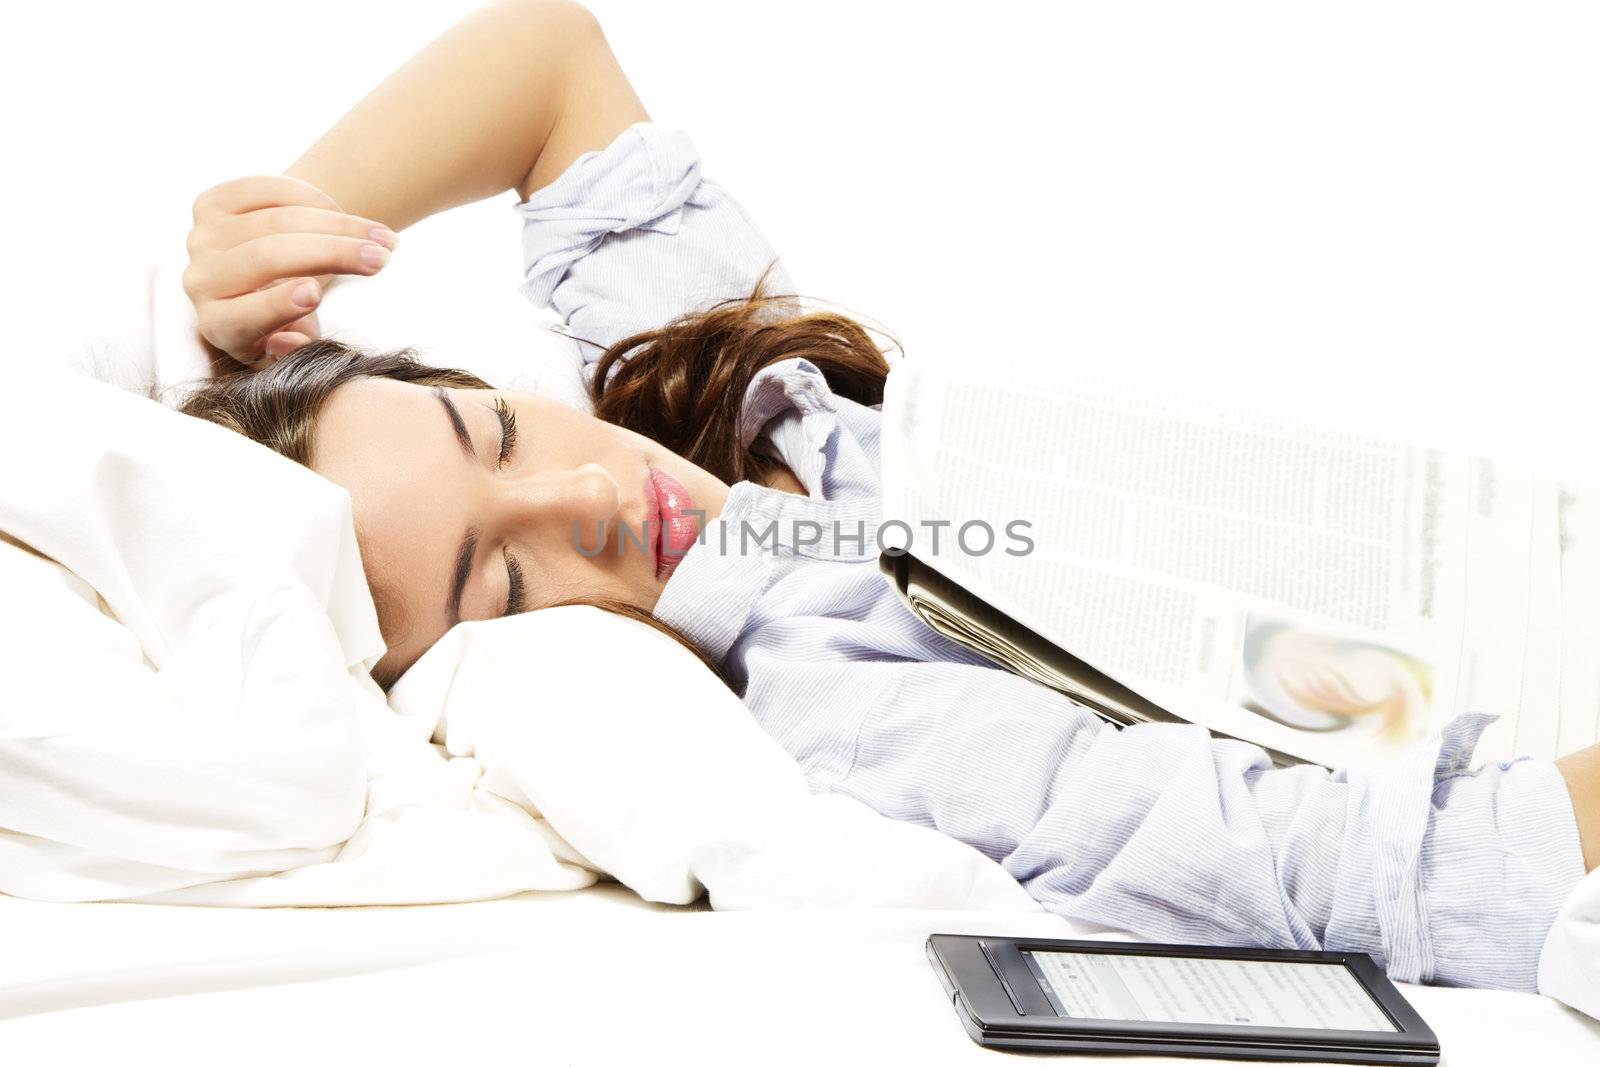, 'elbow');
498,0,609,88
506,0,603,40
